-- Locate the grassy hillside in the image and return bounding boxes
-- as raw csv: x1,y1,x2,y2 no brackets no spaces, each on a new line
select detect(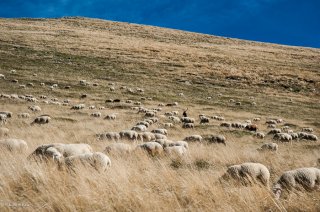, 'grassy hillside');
0,17,319,211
